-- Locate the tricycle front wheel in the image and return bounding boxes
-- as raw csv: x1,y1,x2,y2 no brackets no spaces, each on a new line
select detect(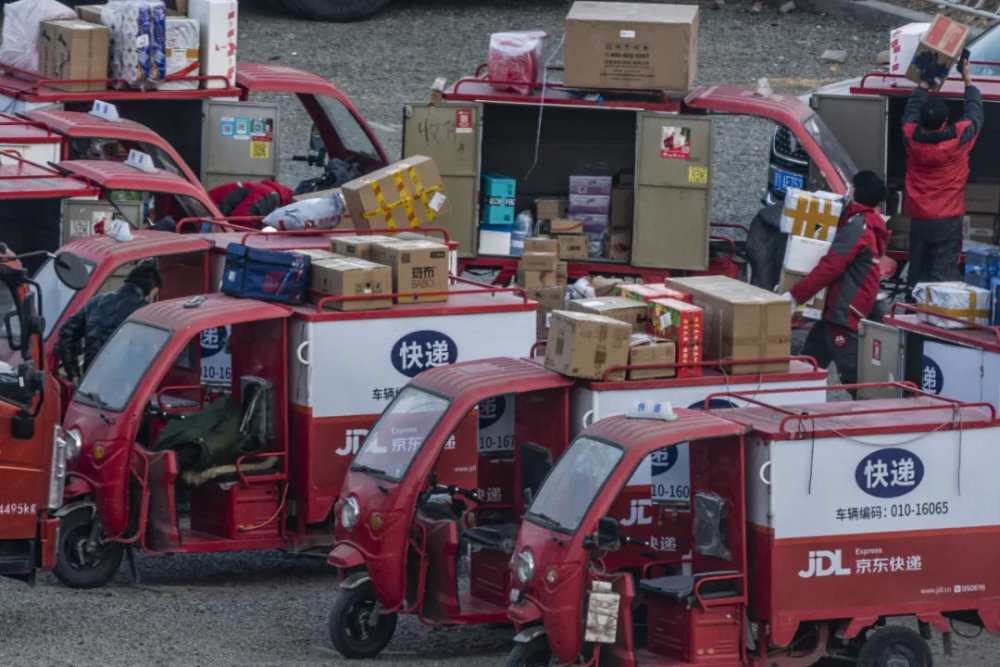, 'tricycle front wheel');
52,508,123,589
328,581,398,658
505,636,553,667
